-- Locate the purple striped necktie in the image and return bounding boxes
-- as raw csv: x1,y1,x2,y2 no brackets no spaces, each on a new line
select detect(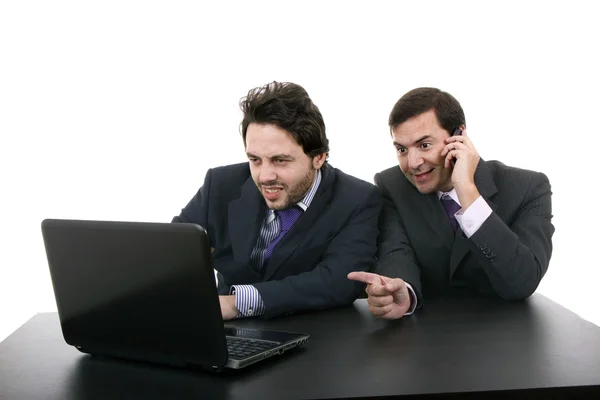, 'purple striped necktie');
440,194,461,232
263,205,303,261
